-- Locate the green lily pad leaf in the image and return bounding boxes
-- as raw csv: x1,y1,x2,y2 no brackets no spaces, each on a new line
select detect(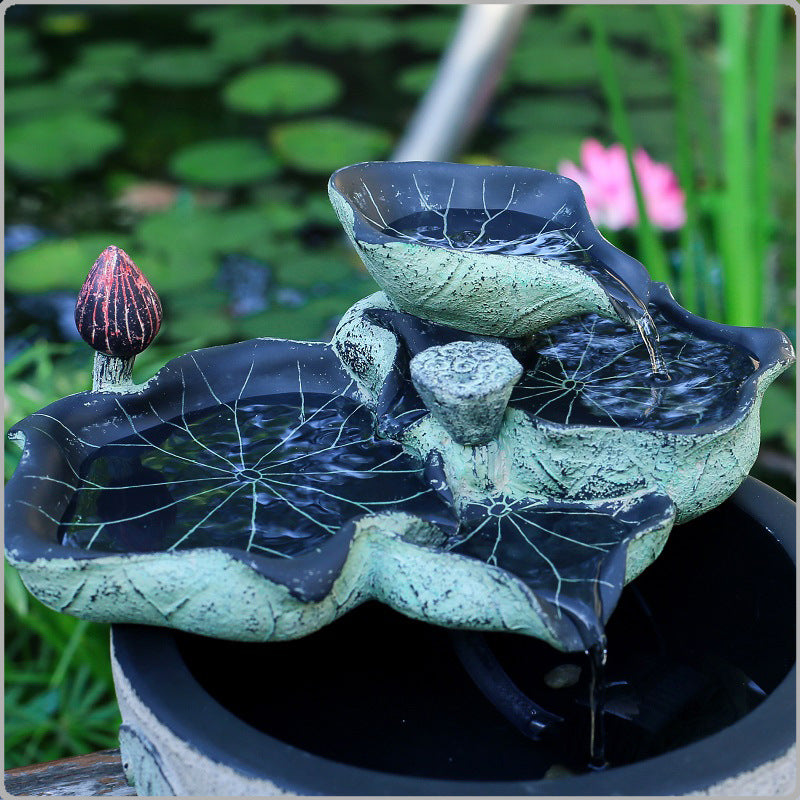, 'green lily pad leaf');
62,41,142,87
137,48,227,86
237,286,370,341
399,14,458,52
189,6,260,31
498,96,603,132
271,249,359,290
166,289,237,347
397,62,438,94
6,112,123,179
299,16,402,51
170,138,279,187
6,234,132,292
6,82,116,118
6,27,46,81
81,40,142,66
223,64,341,115
334,4,399,15
210,21,298,65
133,205,281,290
39,11,89,36
253,199,308,234
133,208,222,290
269,117,392,174
302,192,341,227
212,207,280,252
495,131,587,173
507,42,599,87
